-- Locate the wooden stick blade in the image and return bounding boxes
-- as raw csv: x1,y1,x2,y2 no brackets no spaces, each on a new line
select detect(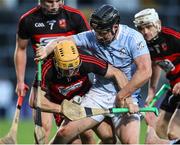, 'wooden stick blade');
0,89,27,144
61,100,109,120
61,100,86,120
34,126,45,144
0,108,21,144
61,100,159,121
34,107,45,144
0,134,16,144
